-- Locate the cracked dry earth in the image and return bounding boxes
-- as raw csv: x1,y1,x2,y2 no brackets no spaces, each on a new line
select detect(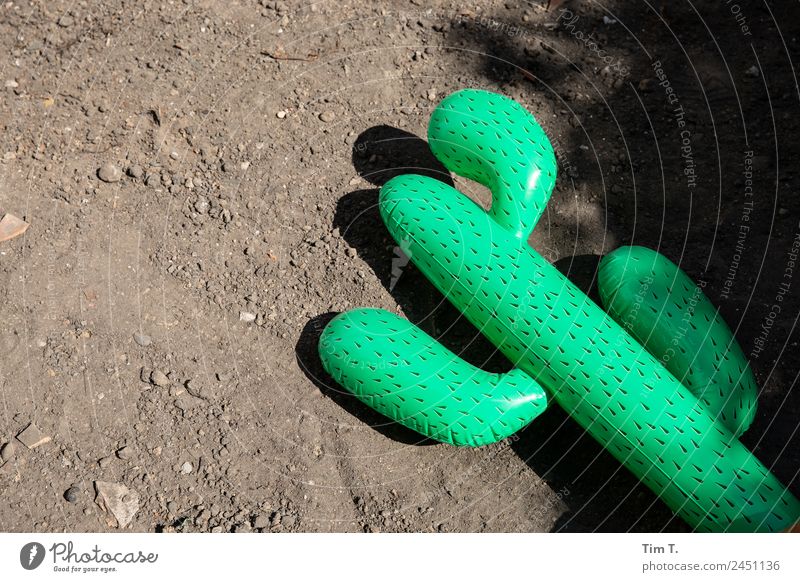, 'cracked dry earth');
1,0,799,532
